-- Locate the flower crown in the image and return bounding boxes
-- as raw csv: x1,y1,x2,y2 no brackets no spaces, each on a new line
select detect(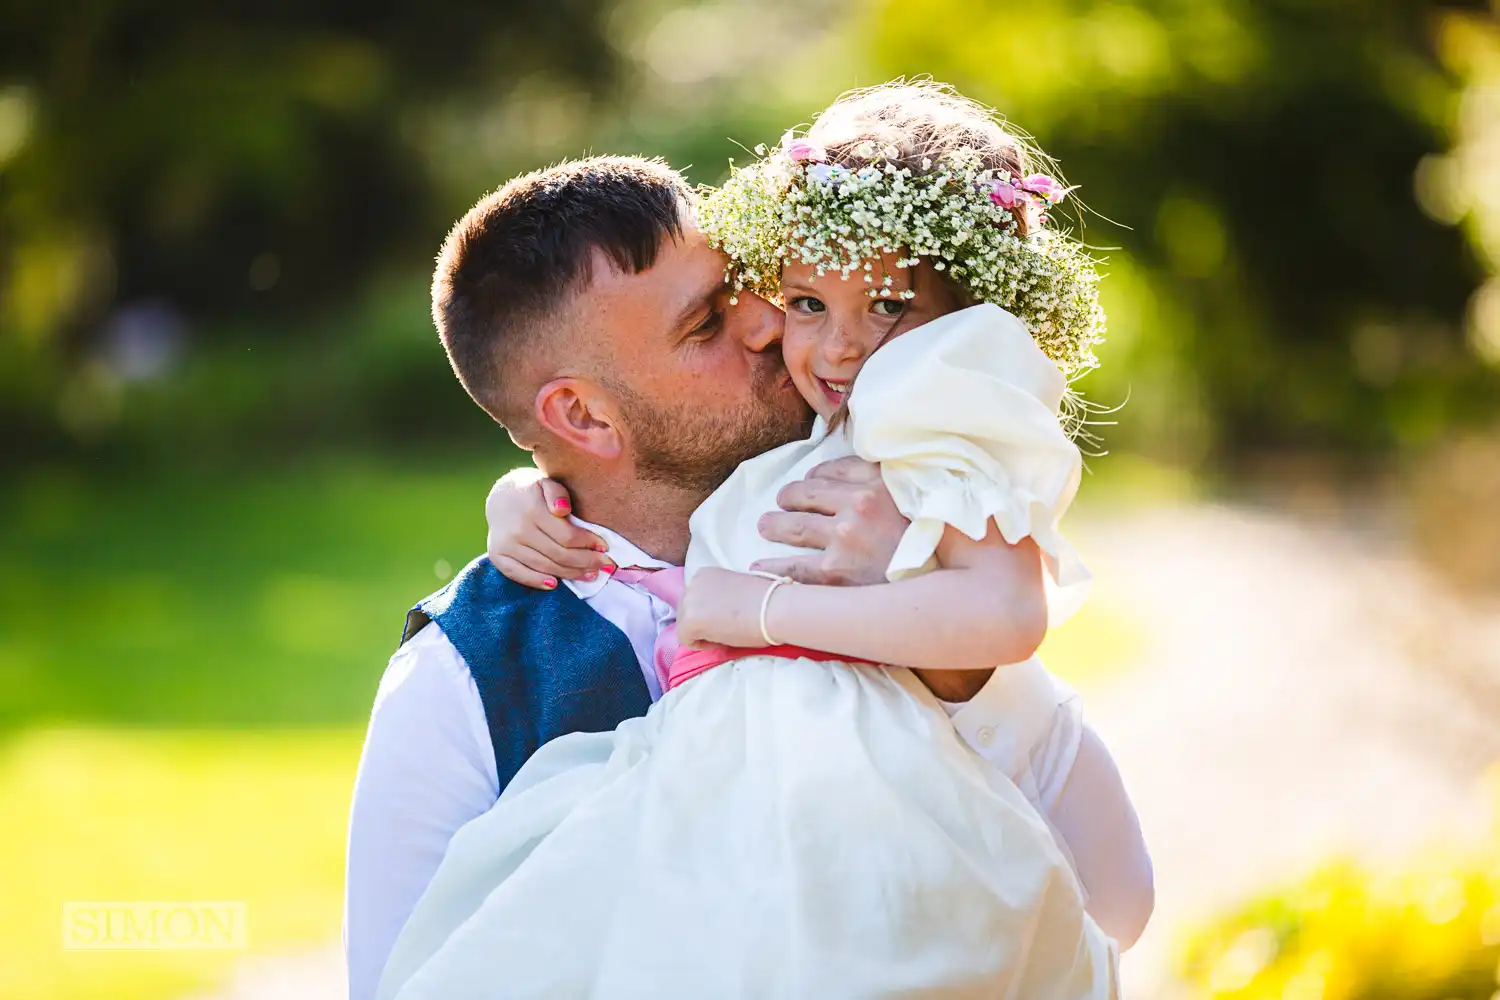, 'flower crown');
697,133,1107,378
